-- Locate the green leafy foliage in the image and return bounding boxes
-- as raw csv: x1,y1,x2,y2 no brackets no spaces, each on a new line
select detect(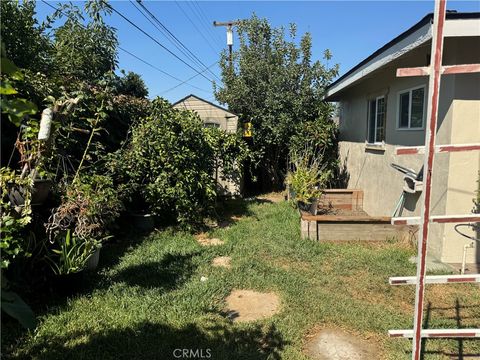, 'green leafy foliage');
114,99,217,226
215,15,339,190
51,0,118,82
0,0,52,73
47,175,123,241
115,71,149,98
204,126,250,186
0,168,33,269
285,143,332,203
46,230,98,275
289,114,339,186
45,175,122,274
0,56,38,126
